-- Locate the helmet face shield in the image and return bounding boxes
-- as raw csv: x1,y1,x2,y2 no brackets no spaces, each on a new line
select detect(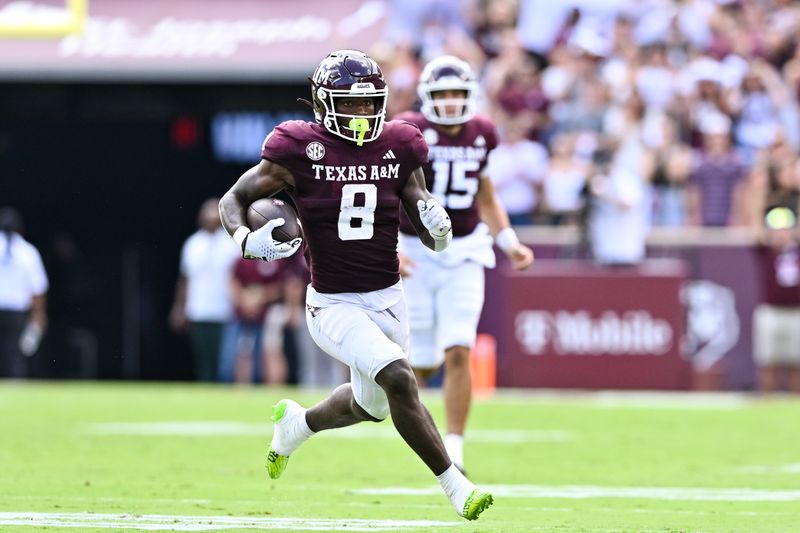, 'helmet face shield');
418,56,479,125
420,87,477,125
311,50,388,145
316,85,388,145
